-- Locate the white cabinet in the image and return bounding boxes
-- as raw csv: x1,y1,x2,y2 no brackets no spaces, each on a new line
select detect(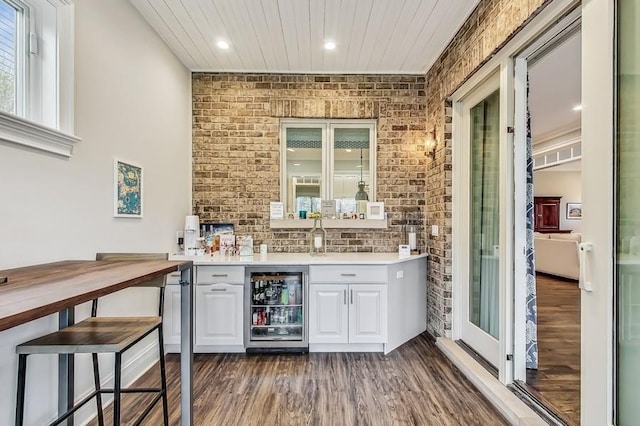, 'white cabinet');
195,283,244,346
309,283,387,344
163,285,182,345
163,265,245,352
309,284,349,343
349,285,387,344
